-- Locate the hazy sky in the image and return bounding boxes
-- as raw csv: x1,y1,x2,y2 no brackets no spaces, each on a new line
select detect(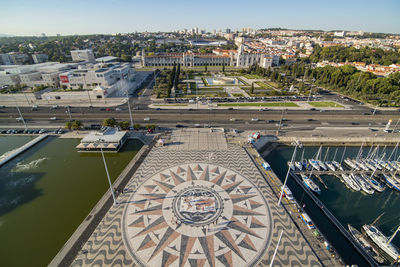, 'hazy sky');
1,0,399,36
